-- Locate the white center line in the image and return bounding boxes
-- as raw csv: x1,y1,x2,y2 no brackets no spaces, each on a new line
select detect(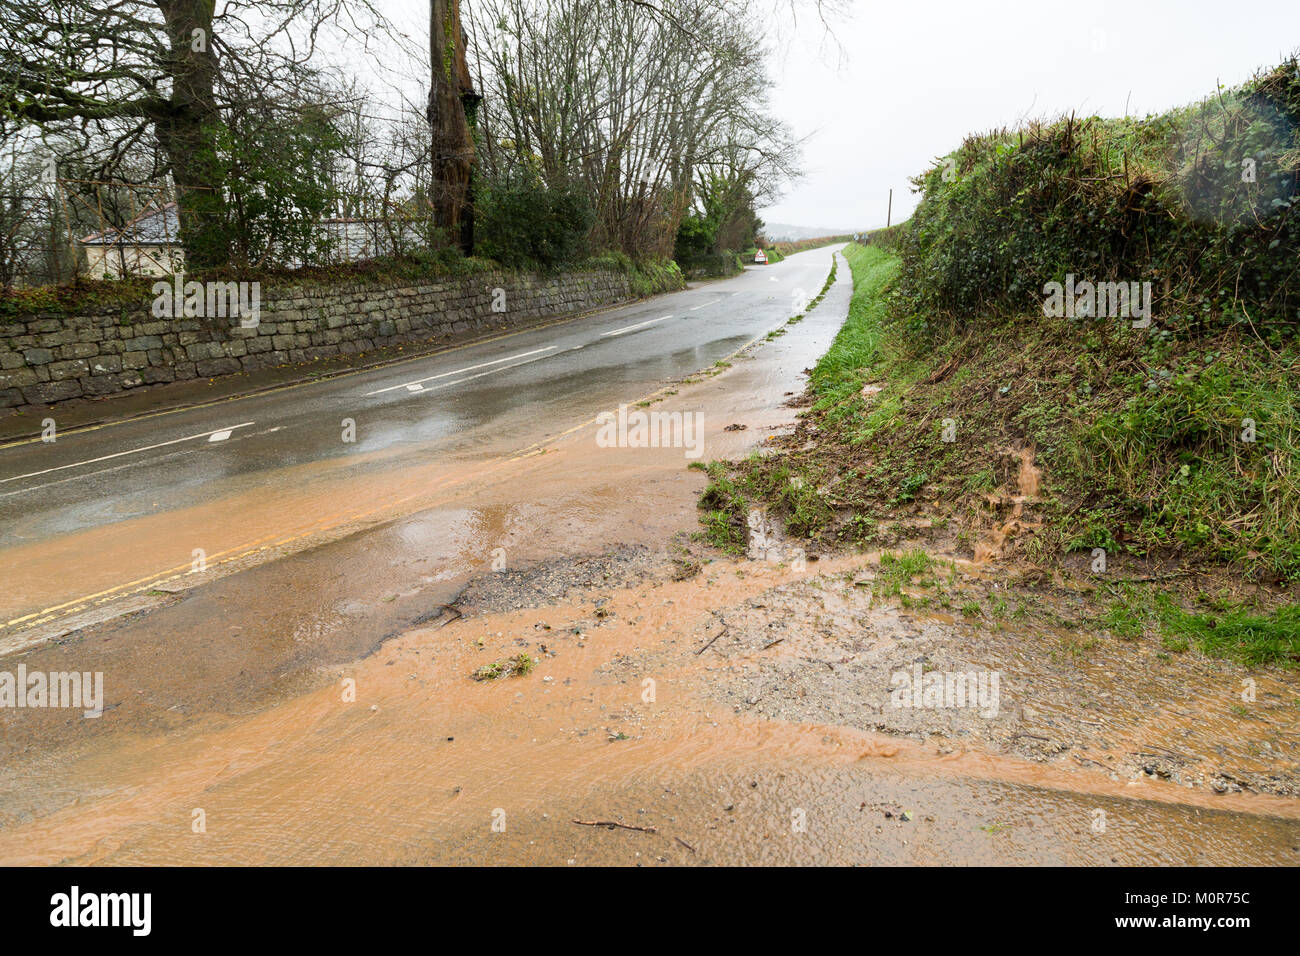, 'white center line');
401,352,559,395
688,303,708,312
600,314,673,337
0,422,256,484
365,346,557,396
